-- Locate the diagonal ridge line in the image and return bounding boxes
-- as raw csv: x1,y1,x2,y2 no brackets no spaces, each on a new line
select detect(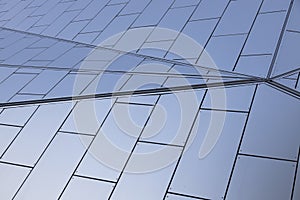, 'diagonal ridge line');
0,26,260,80
0,78,264,108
